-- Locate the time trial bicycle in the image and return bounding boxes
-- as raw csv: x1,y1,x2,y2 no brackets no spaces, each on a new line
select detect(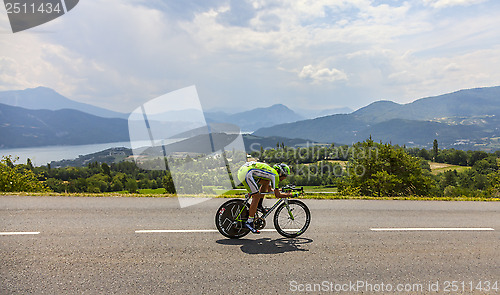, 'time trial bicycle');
215,185,310,239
